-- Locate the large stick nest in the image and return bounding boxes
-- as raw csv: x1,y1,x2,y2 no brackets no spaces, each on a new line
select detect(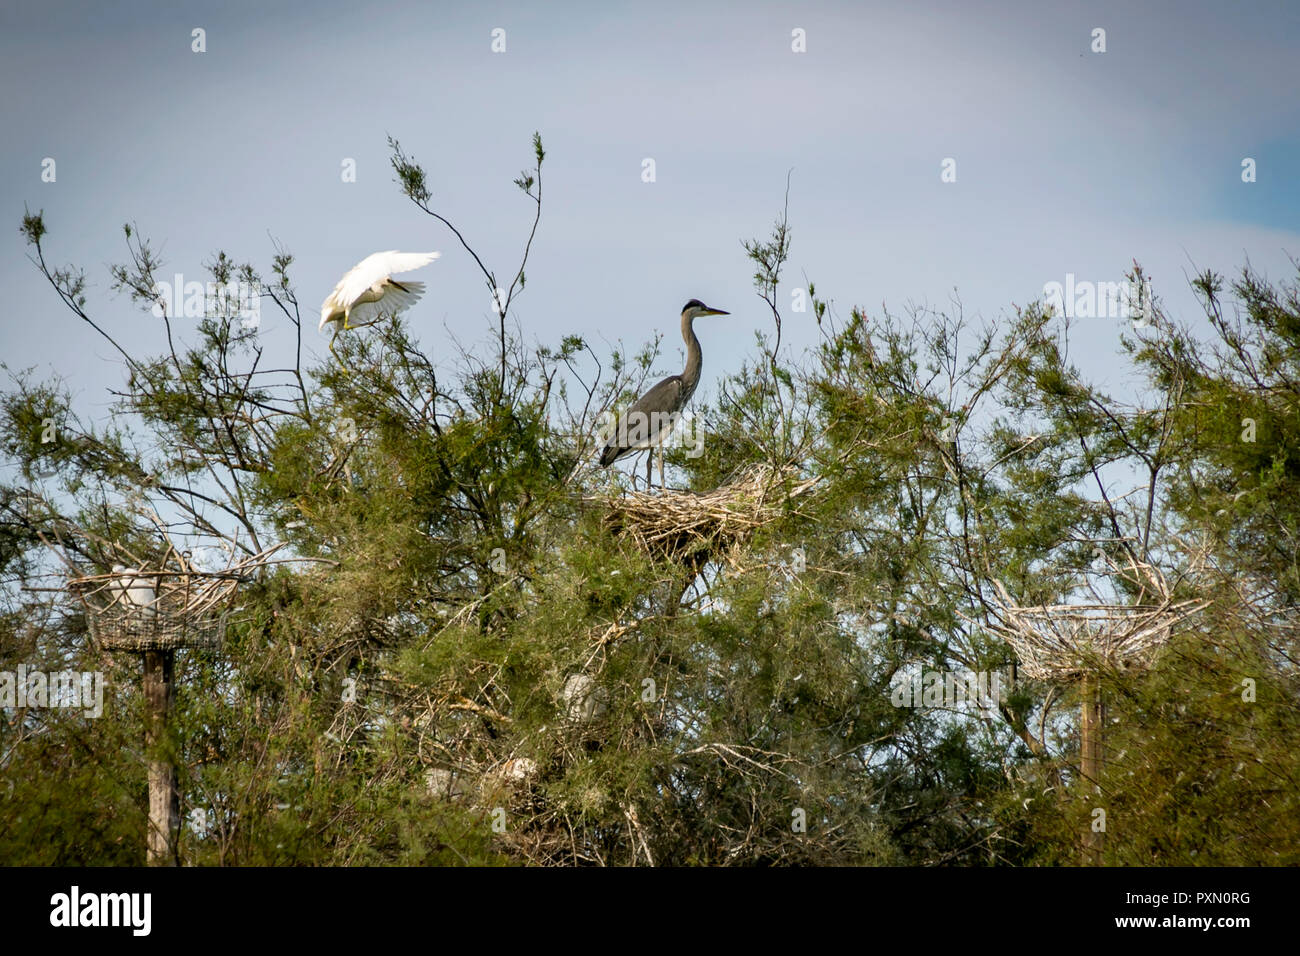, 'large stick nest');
595,463,818,570
986,560,1207,682
68,545,281,653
